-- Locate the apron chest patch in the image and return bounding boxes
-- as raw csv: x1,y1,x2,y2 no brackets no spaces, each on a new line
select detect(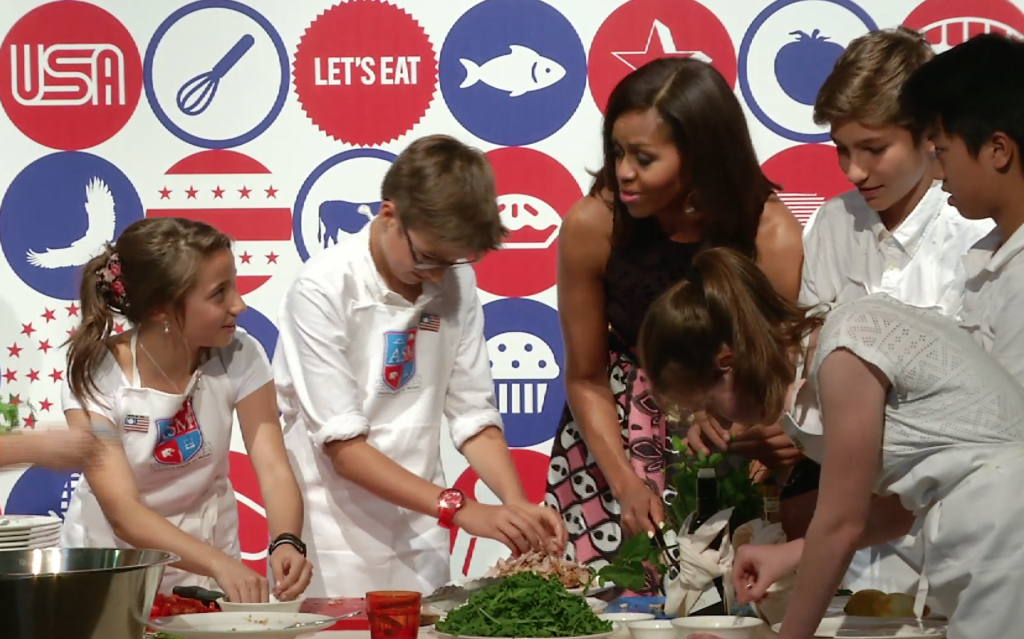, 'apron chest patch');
153,397,209,467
